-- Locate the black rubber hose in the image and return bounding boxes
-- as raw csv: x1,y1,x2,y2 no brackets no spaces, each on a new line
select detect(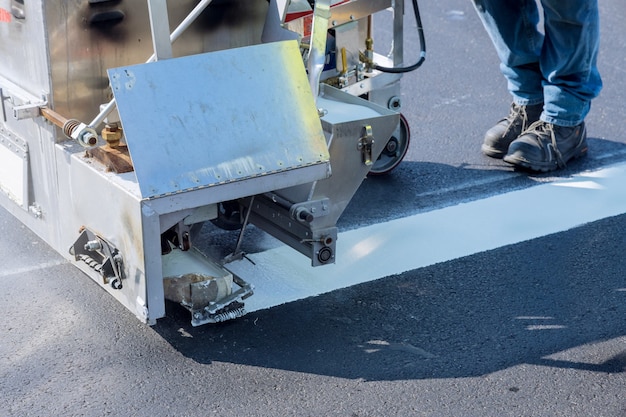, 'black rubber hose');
374,0,426,73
